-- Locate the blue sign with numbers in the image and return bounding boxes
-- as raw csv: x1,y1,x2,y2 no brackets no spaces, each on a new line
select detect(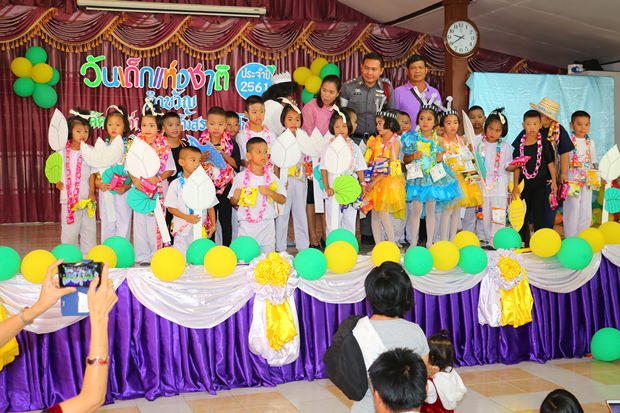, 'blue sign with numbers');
235,63,275,99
